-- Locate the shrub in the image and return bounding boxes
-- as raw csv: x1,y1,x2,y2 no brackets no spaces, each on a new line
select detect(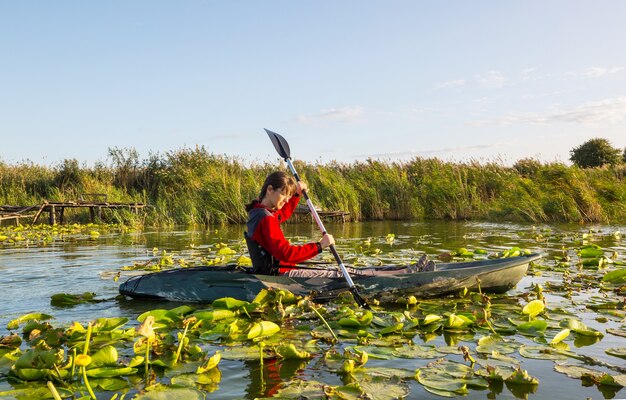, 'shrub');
569,138,621,168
